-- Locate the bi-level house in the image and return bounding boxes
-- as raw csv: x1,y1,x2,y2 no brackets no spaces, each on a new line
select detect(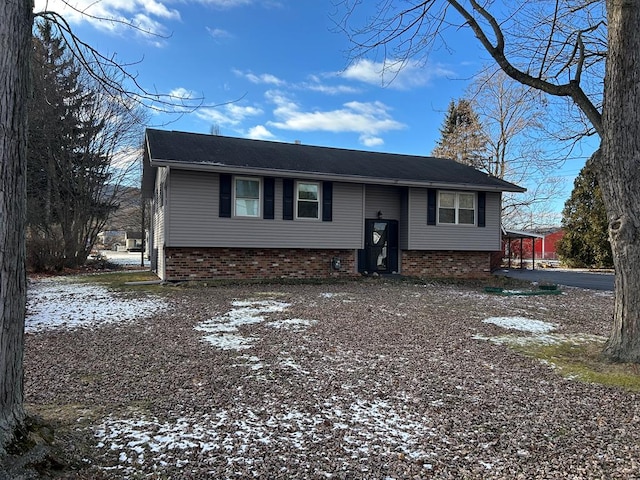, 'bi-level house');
142,129,524,281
